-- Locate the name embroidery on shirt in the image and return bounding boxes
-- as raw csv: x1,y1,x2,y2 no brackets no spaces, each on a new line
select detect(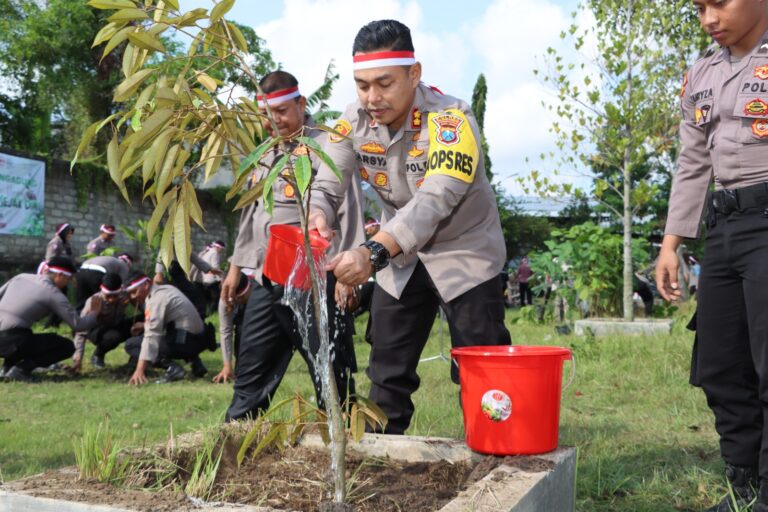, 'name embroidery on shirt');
690,88,713,103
